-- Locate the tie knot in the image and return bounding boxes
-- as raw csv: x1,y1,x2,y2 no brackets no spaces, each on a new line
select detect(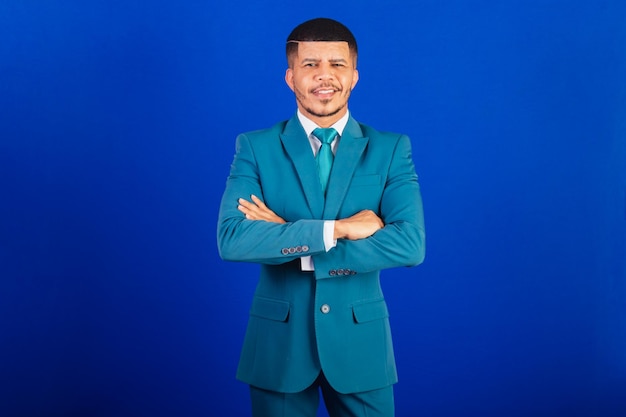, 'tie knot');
313,127,338,145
